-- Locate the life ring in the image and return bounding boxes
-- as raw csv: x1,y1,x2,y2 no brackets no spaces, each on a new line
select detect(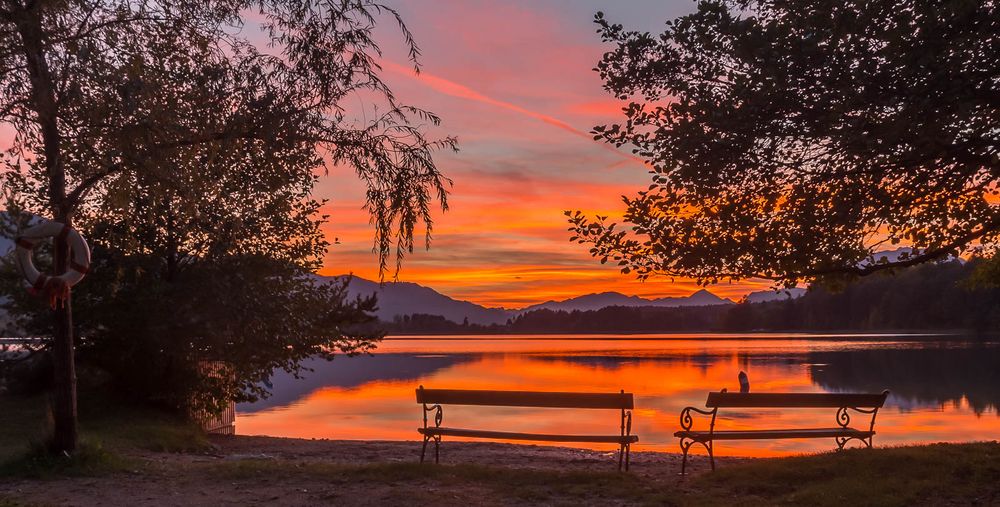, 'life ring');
14,221,91,308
